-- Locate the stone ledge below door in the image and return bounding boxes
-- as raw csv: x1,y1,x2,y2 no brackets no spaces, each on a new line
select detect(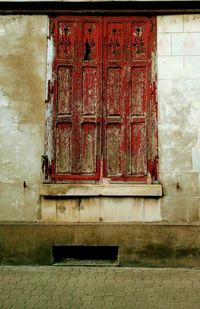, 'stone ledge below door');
40,183,162,197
